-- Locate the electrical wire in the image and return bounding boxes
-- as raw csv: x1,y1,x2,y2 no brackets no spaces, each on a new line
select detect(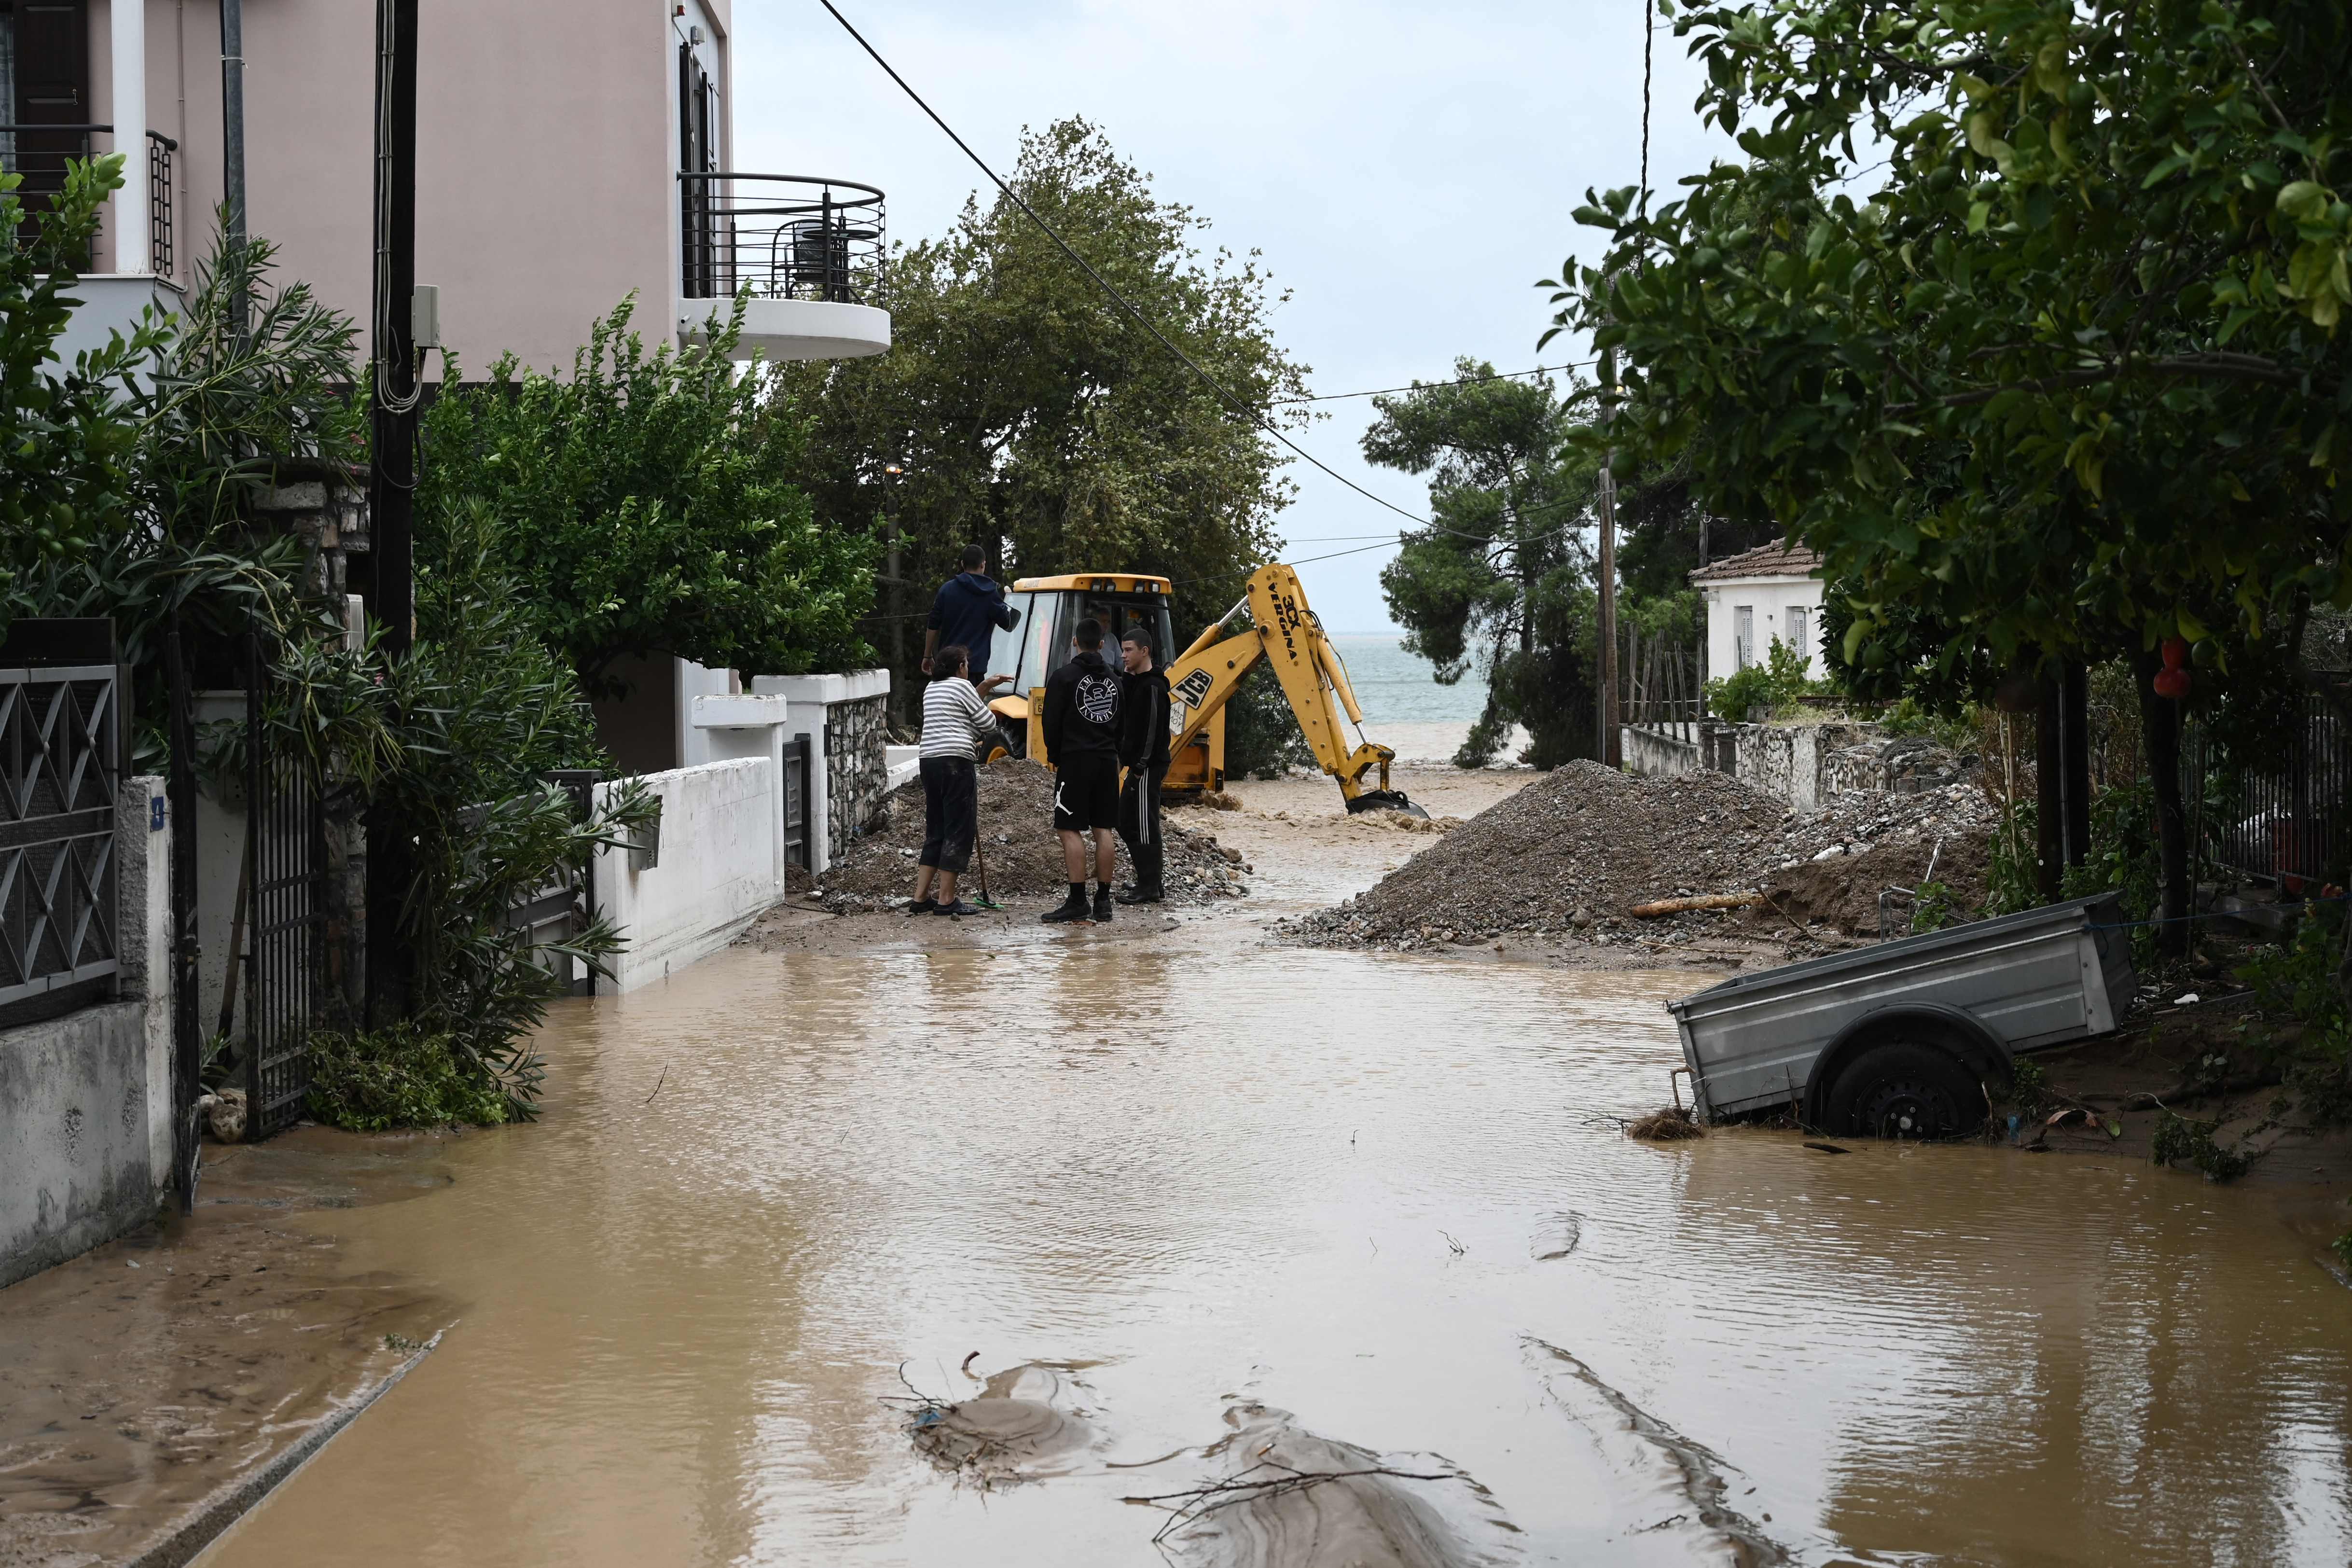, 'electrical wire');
1639,0,1654,225
816,0,1612,561
817,0,1457,538
1273,360,1597,404
371,0,423,417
